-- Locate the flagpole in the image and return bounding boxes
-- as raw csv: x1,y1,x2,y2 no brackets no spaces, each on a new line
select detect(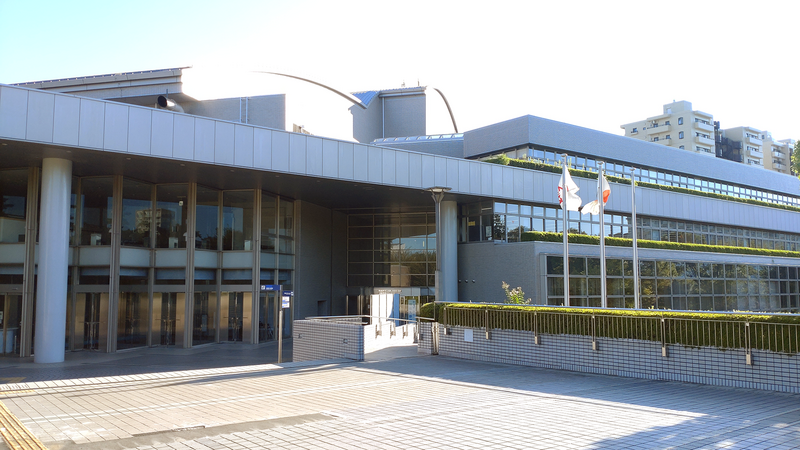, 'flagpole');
561,154,570,307
598,162,607,309
631,167,640,309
